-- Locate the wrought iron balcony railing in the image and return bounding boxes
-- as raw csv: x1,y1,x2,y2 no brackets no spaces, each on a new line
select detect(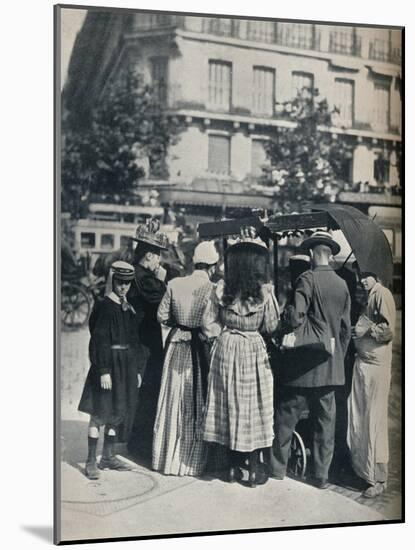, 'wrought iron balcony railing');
329,31,361,56
369,39,402,64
